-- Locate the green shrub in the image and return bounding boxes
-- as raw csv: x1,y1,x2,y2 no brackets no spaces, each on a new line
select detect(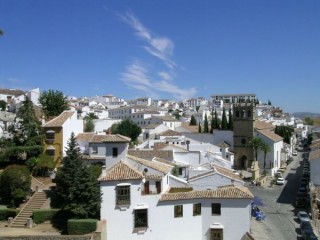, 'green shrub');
67,219,97,235
33,209,59,224
0,208,18,221
0,165,31,207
